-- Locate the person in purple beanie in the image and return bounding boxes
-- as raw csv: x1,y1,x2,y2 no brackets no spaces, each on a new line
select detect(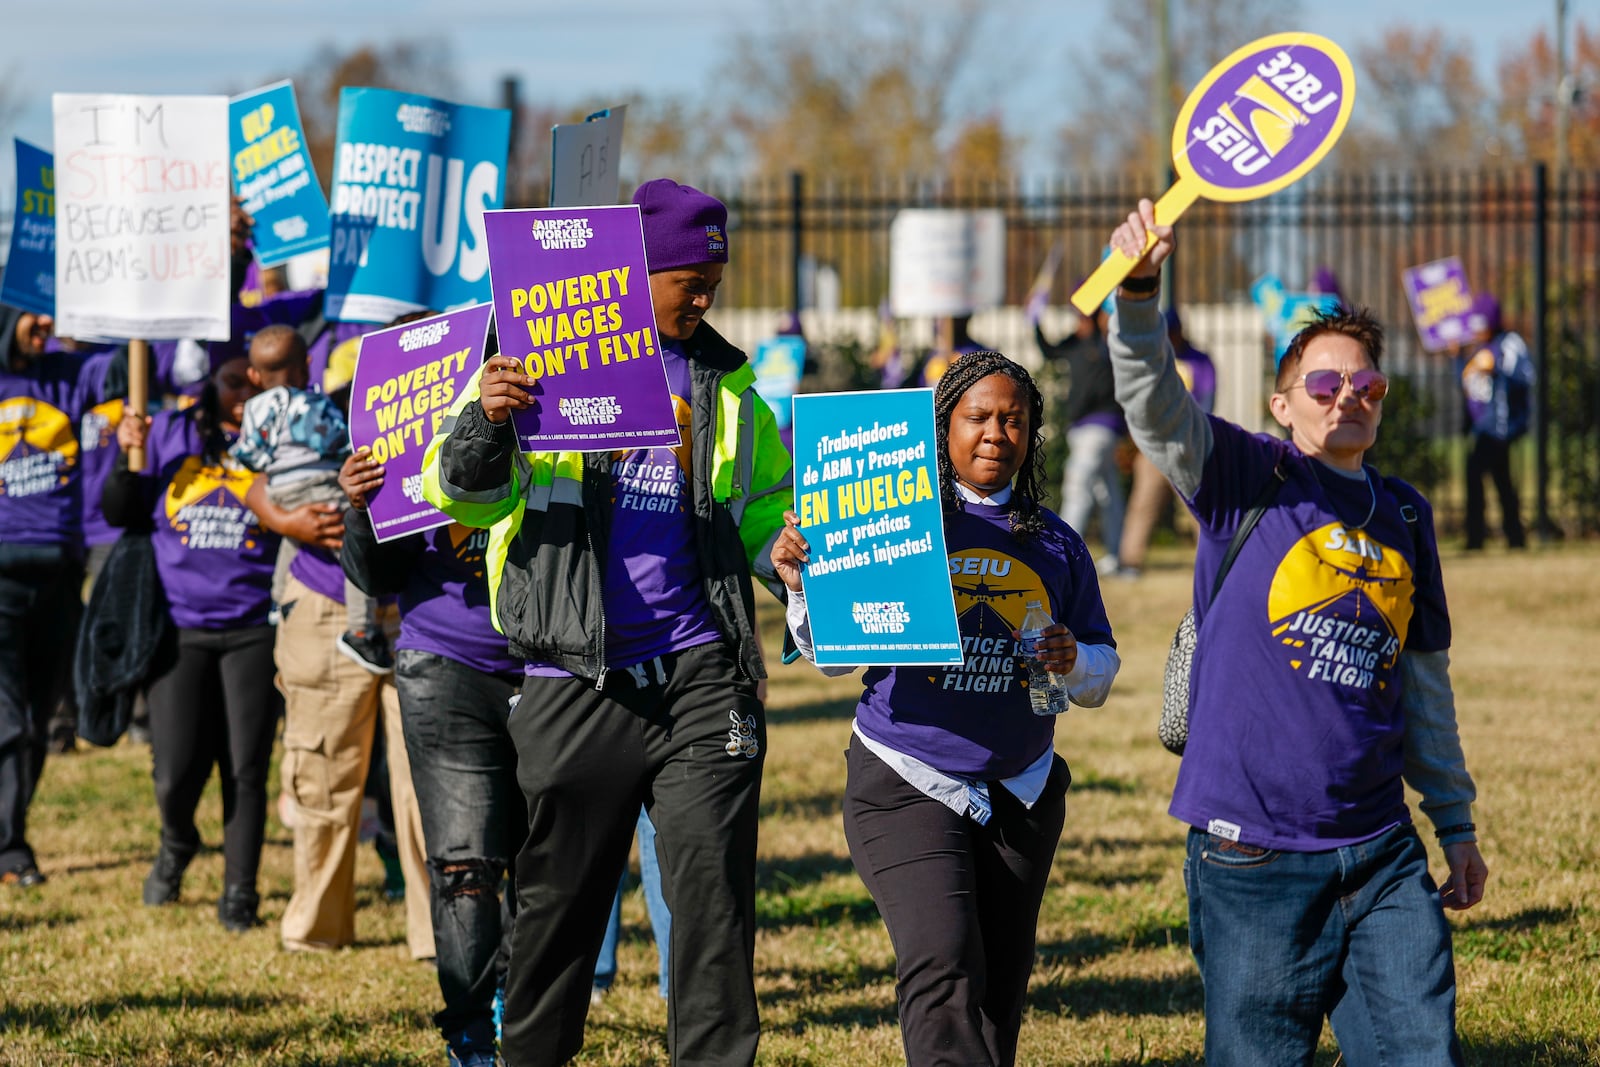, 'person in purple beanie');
1457,291,1532,550
245,322,434,963
102,350,283,930
423,179,793,1067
